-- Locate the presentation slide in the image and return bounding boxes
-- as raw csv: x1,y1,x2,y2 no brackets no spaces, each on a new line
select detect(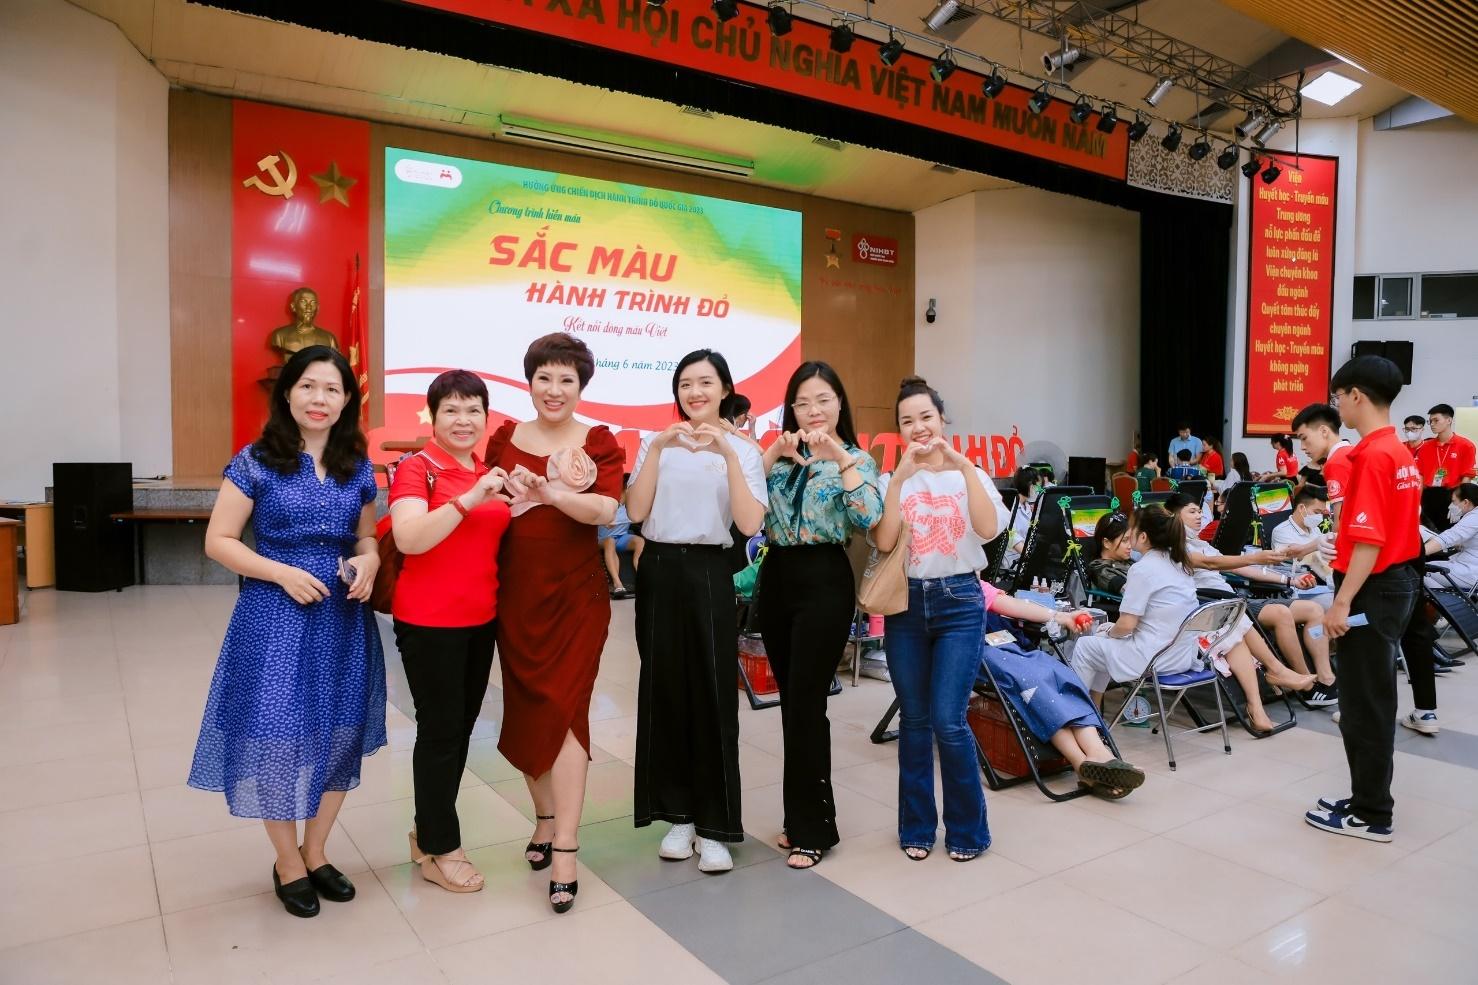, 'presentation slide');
383,148,802,448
